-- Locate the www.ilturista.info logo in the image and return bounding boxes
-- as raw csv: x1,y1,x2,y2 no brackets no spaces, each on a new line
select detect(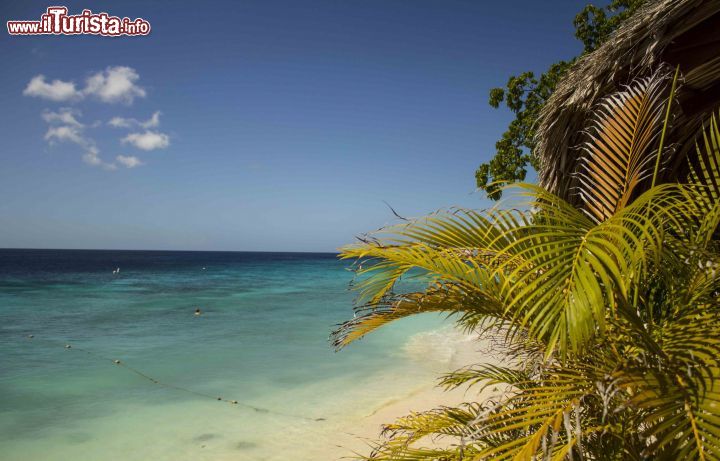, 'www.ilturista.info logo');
7,7,151,36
